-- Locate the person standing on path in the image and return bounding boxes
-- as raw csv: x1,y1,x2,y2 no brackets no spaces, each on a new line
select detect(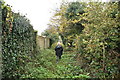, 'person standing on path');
55,42,63,63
